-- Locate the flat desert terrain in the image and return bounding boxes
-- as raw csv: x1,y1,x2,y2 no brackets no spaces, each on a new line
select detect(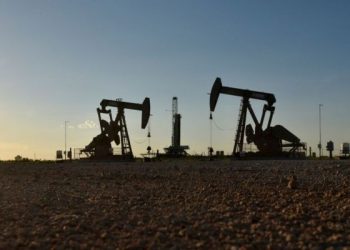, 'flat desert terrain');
0,159,349,249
